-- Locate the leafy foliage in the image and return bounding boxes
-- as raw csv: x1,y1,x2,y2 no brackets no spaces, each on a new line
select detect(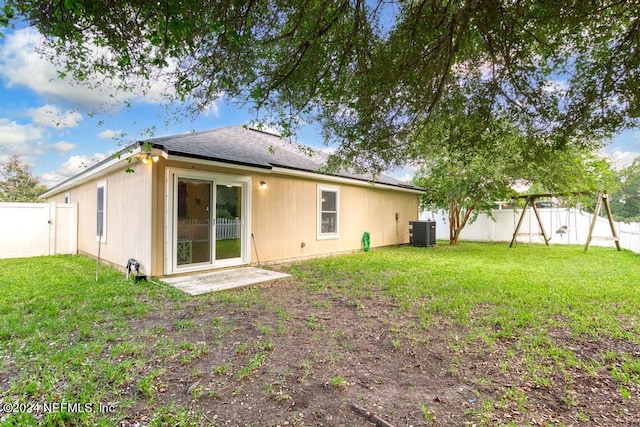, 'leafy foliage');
412,81,615,244
609,158,640,222
411,84,524,244
1,1,639,171
0,155,47,202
